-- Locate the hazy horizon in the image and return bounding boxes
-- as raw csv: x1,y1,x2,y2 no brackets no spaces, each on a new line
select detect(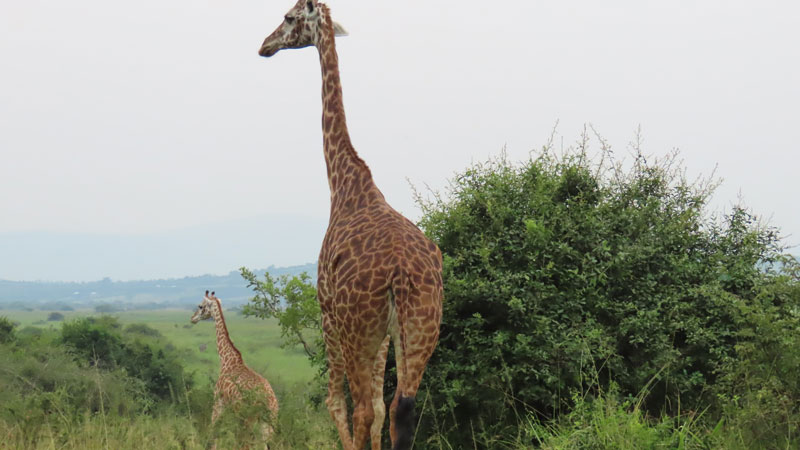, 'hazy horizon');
0,214,325,282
